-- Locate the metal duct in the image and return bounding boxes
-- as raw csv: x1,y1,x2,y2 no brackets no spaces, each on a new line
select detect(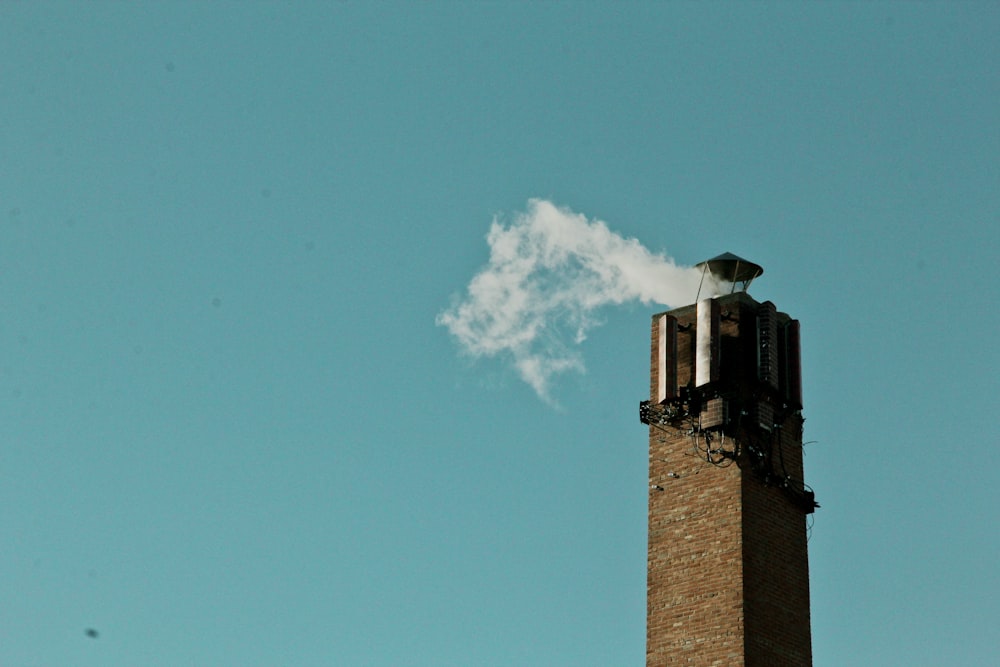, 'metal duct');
695,298,720,388
656,314,678,403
